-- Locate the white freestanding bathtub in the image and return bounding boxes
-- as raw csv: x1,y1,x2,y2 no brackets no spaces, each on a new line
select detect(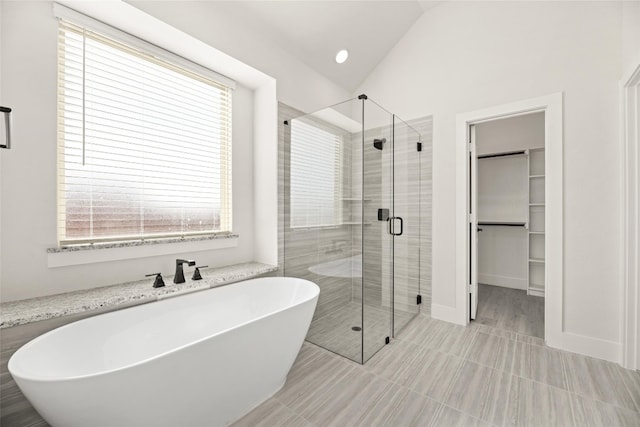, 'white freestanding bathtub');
8,277,319,427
